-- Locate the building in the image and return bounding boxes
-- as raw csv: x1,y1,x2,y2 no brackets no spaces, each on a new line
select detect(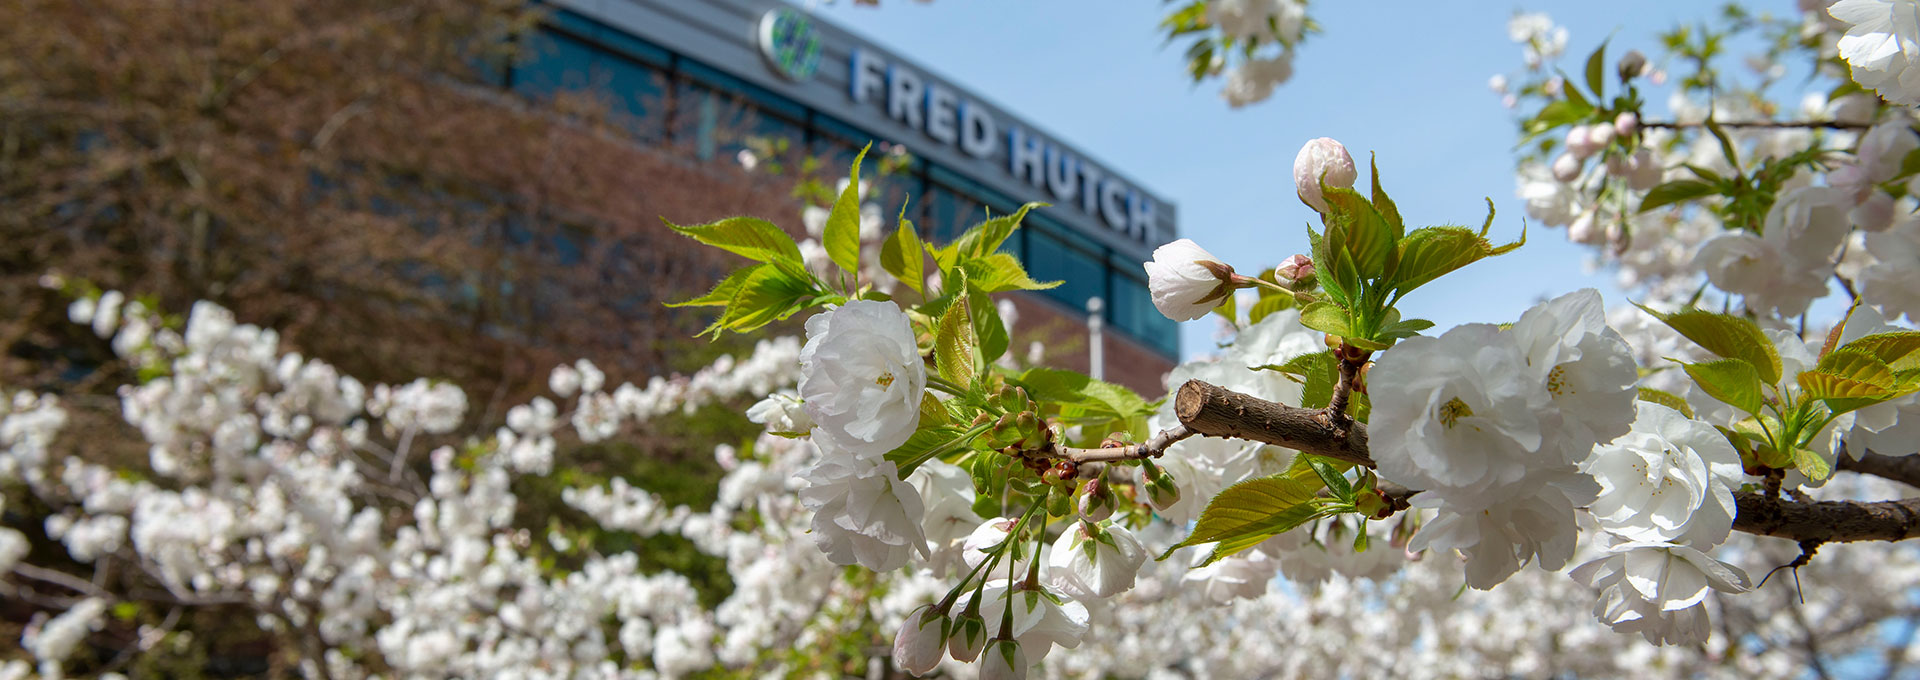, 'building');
511,0,1180,391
